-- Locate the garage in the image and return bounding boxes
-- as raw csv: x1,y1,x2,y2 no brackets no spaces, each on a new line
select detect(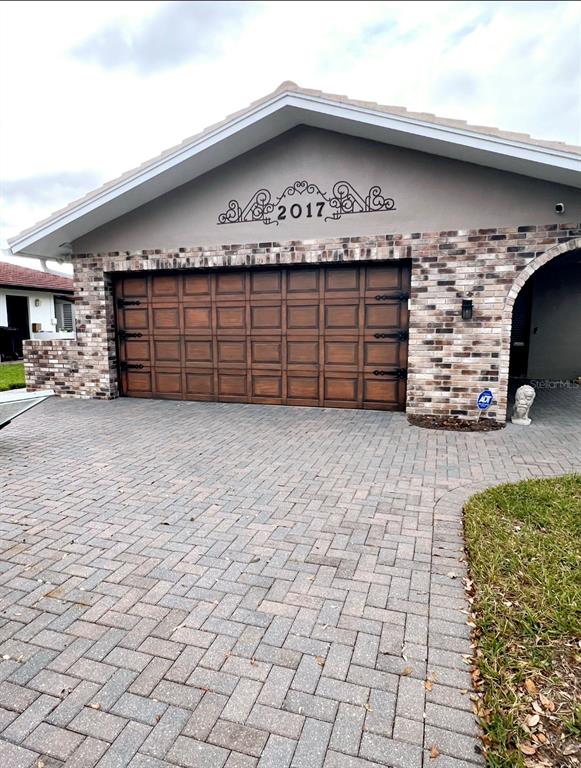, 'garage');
13,83,580,420
114,262,410,410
